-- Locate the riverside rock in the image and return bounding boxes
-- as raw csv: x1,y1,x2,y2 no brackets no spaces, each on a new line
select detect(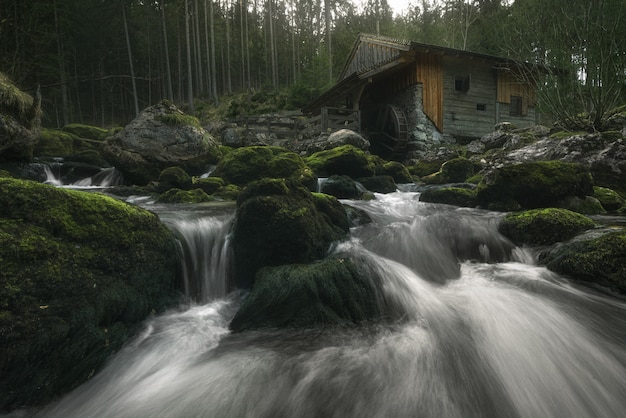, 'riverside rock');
0,178,180,410
101,100,221,185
